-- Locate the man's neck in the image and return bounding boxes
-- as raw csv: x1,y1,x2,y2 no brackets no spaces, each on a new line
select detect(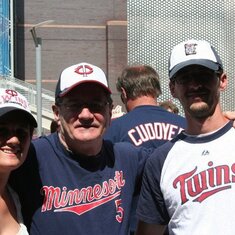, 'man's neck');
185,108,229,135
126,96,158,112
58,132,102,156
